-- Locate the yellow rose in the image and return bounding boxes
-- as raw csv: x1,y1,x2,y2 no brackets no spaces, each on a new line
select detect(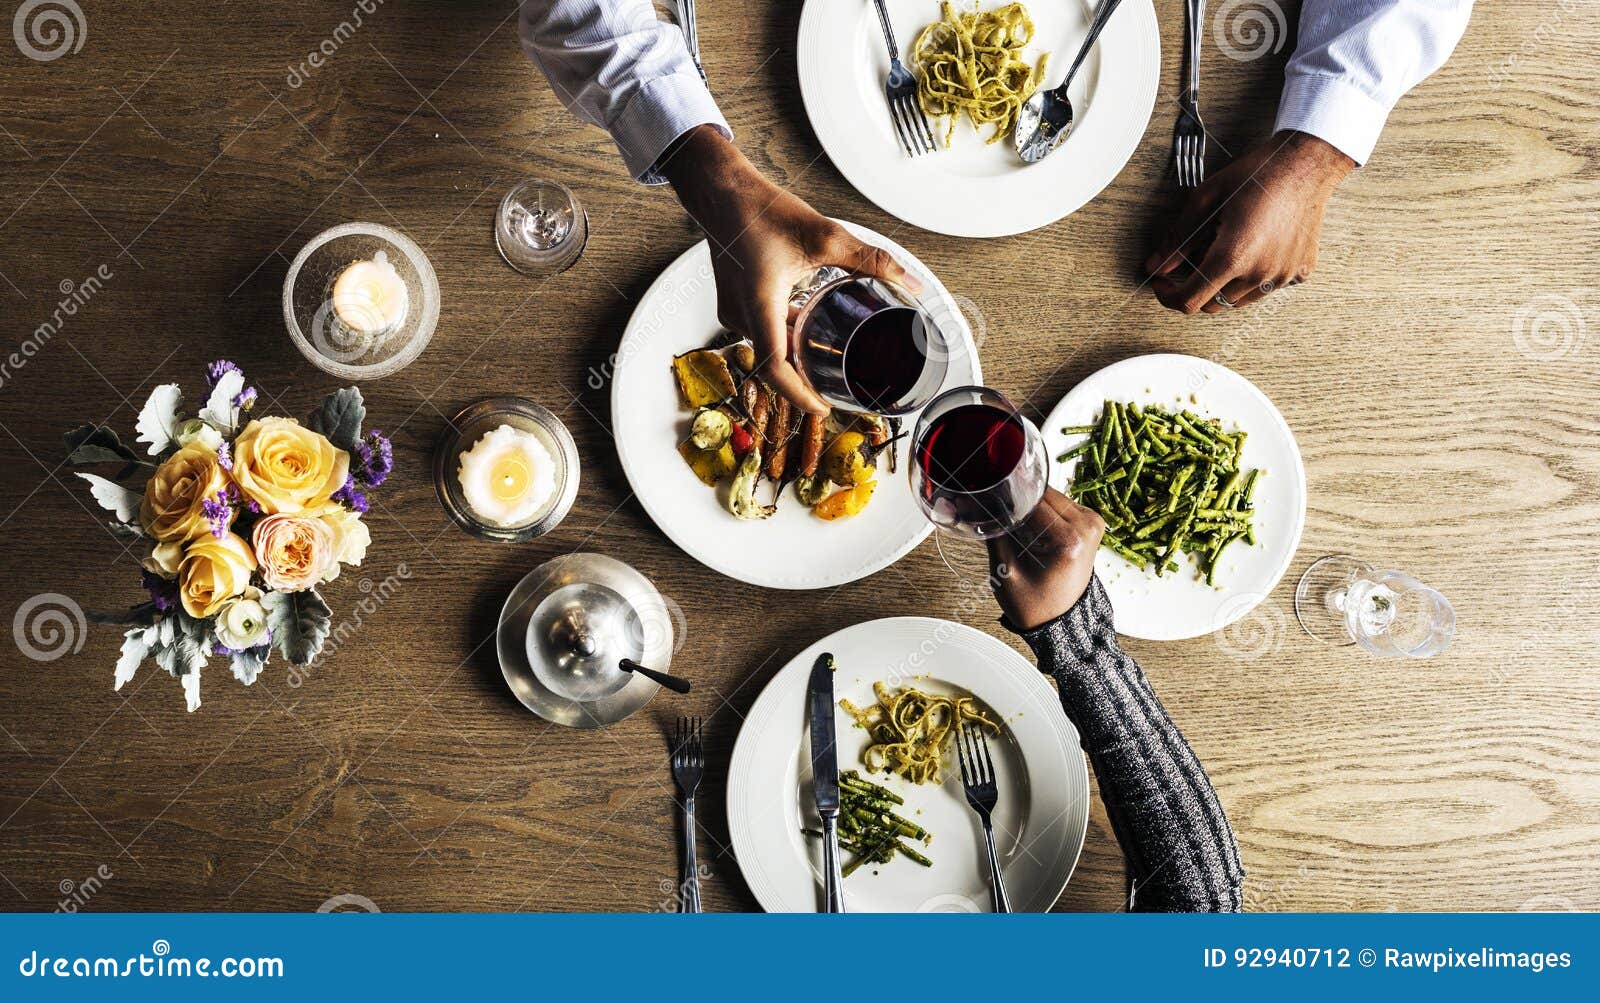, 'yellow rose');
252,513,336,592
232,417,350,515
141,540,184,579
178,532,257,618
140,444,228,543
318,507,370,580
